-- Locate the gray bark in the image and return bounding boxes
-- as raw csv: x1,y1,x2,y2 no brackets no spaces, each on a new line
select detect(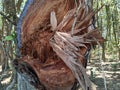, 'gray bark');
17,73,36,90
